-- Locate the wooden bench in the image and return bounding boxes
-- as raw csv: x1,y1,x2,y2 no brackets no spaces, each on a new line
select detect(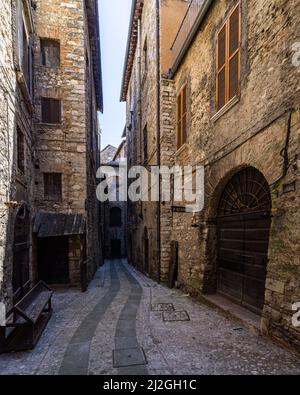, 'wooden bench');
0,282,53,354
